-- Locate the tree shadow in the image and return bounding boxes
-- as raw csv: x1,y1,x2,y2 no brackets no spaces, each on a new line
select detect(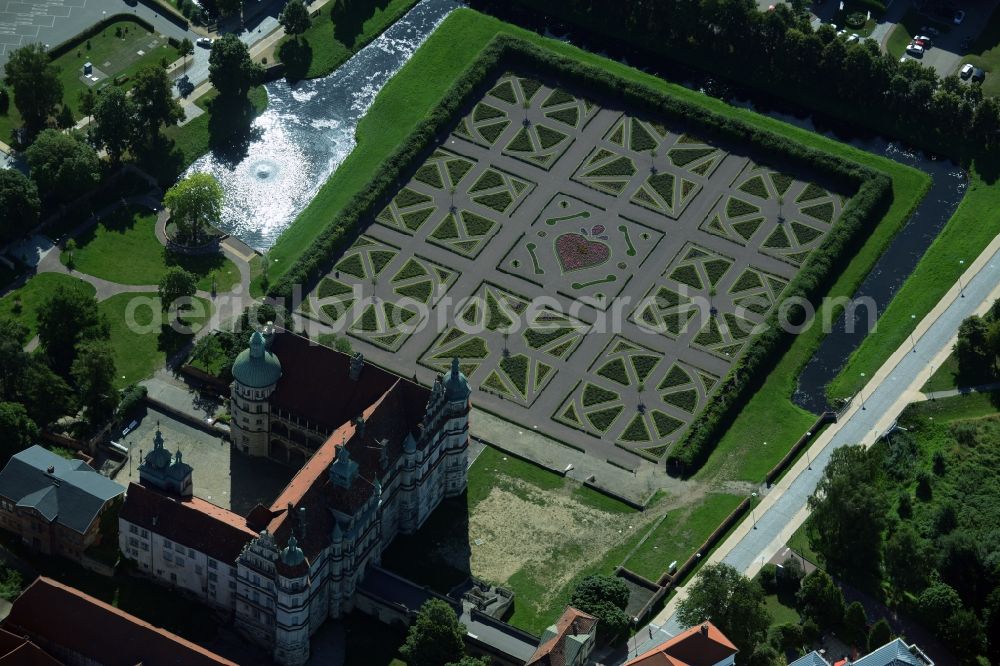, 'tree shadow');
332,0,389,48
135,134,187,189
278,38,313,82
206,95,263,168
